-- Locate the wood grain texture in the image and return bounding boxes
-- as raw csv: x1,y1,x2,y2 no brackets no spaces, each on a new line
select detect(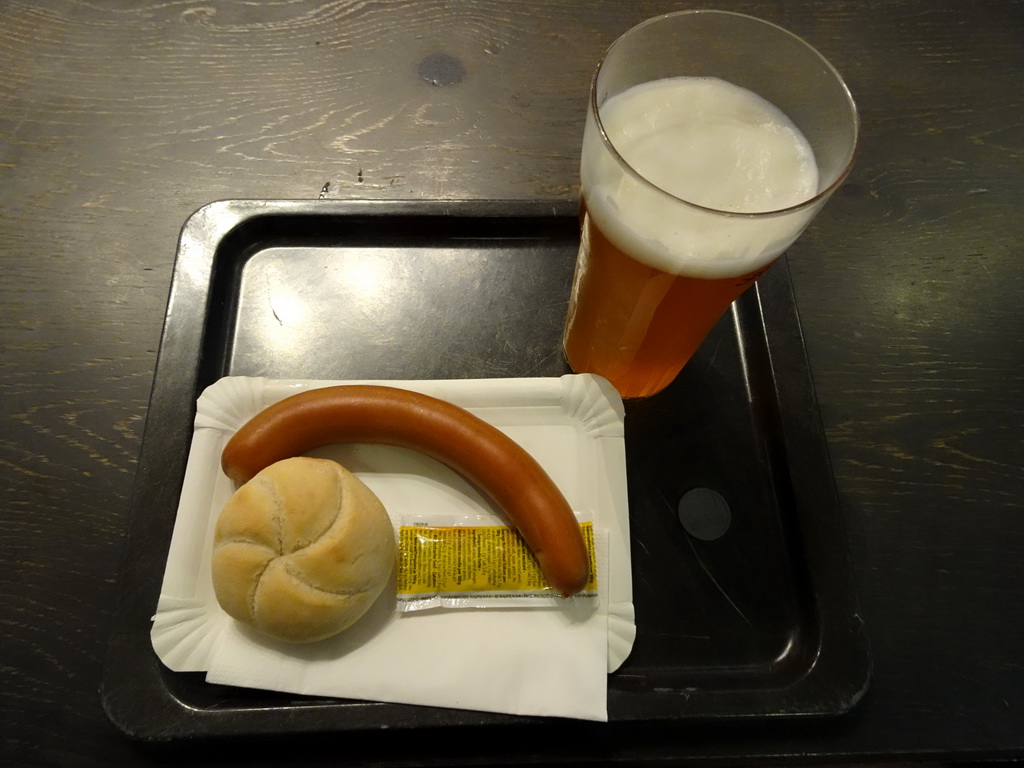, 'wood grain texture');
787,6,1024,756
781,1,1024,749
2,0,1023,765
